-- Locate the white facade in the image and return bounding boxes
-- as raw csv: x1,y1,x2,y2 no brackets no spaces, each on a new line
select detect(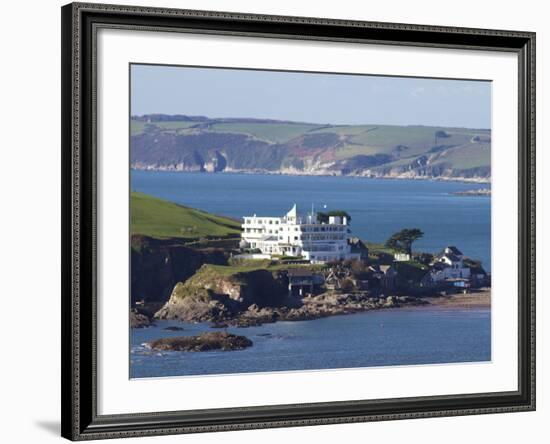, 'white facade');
241,204,360,263
430,247,471,282
394,252,411,262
